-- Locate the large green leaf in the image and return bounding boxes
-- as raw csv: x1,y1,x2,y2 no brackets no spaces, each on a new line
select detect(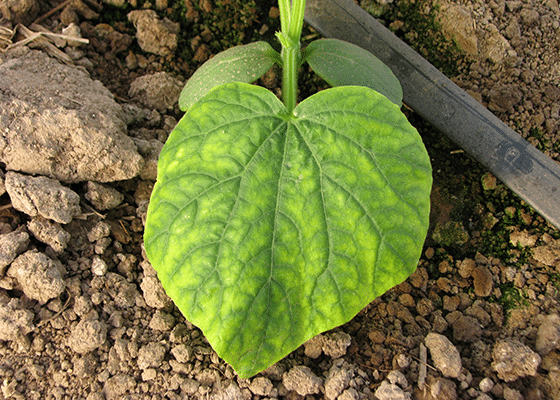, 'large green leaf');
178,41,280,111
144,82,431,377
303,38,403,107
